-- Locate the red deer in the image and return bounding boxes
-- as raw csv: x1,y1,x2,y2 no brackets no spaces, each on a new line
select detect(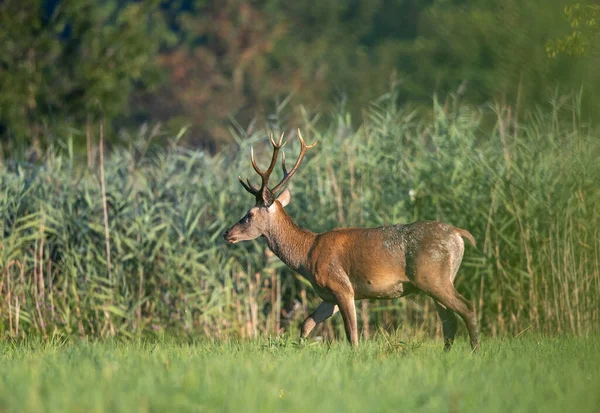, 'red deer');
224,131,480,351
